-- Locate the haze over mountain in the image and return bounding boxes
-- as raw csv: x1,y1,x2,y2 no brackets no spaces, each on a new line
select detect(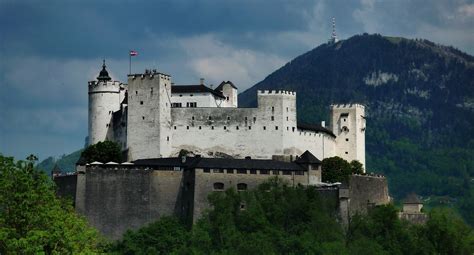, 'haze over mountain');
239,33,474,223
